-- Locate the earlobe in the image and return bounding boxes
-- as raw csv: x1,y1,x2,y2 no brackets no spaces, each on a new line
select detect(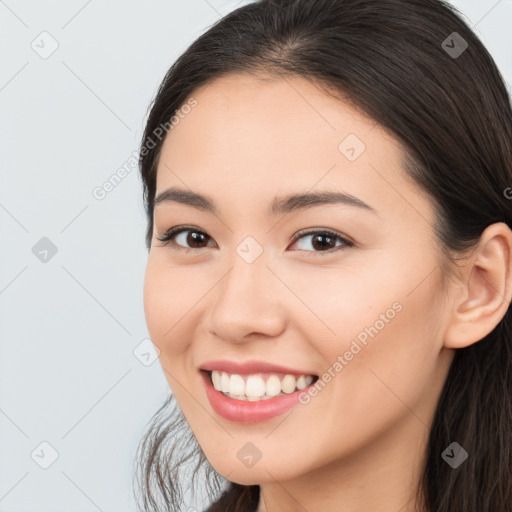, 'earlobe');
443,222,512,349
